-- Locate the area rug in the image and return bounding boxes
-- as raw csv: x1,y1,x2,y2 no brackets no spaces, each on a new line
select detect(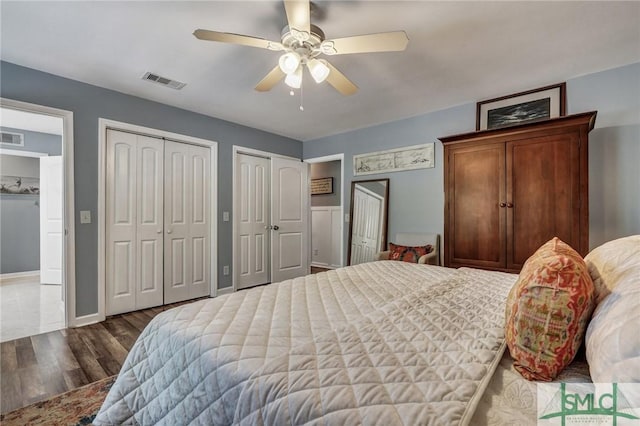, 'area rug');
0,375,116,425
